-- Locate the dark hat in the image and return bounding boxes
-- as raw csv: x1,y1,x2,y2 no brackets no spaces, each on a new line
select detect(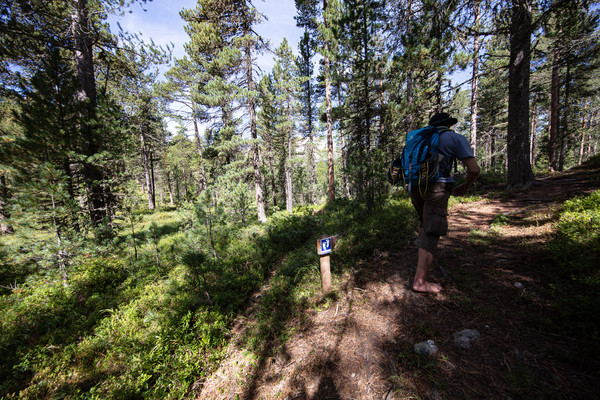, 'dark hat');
429,112,458,127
